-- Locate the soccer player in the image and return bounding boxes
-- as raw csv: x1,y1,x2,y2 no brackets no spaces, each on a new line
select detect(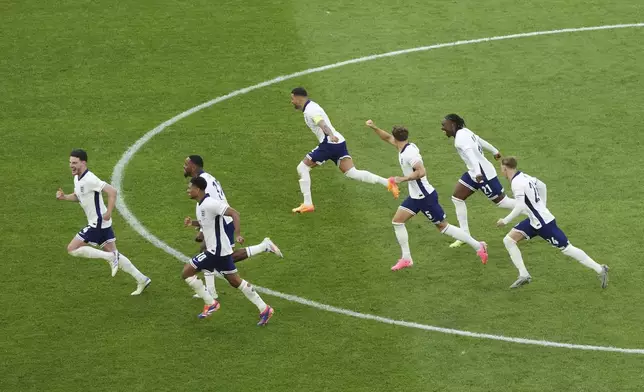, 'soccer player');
183,155,283,298
183,176,274,325
441,114,517,248
496,156,609,289
56,149,151,295
366,120,488,270
290,87,399,213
